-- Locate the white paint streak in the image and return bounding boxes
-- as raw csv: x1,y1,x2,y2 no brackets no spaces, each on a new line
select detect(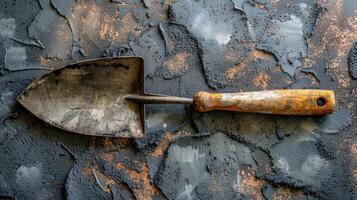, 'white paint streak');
232,170,240,192
0,91,16,114
0,18,16,39
299,3,309,16
277,15,303,34
300,154,328,177
145,112,169,130
170,144,200,163
191,11,232,45
273,15,305,56
16,164,42,188
176,184,195,200
276,156,290,172
299,3,308,10
4,47,27,70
